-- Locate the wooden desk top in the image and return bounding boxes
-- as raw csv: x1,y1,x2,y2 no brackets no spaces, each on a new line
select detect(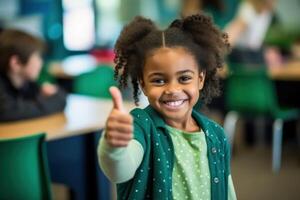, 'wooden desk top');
268,60,300,81
218,61,300,81
0,95,136,141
